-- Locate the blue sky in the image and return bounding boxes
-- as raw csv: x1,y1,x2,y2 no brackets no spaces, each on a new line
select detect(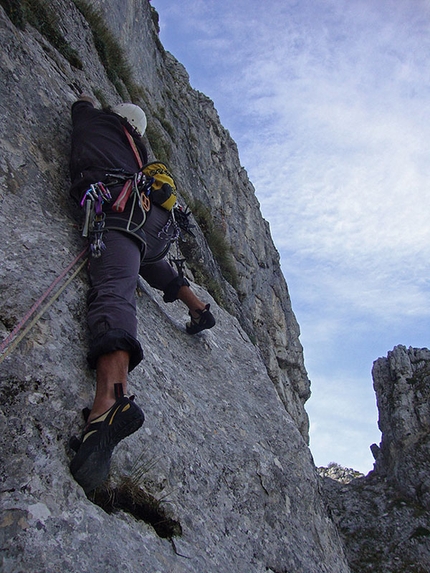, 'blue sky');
152,0,430,474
